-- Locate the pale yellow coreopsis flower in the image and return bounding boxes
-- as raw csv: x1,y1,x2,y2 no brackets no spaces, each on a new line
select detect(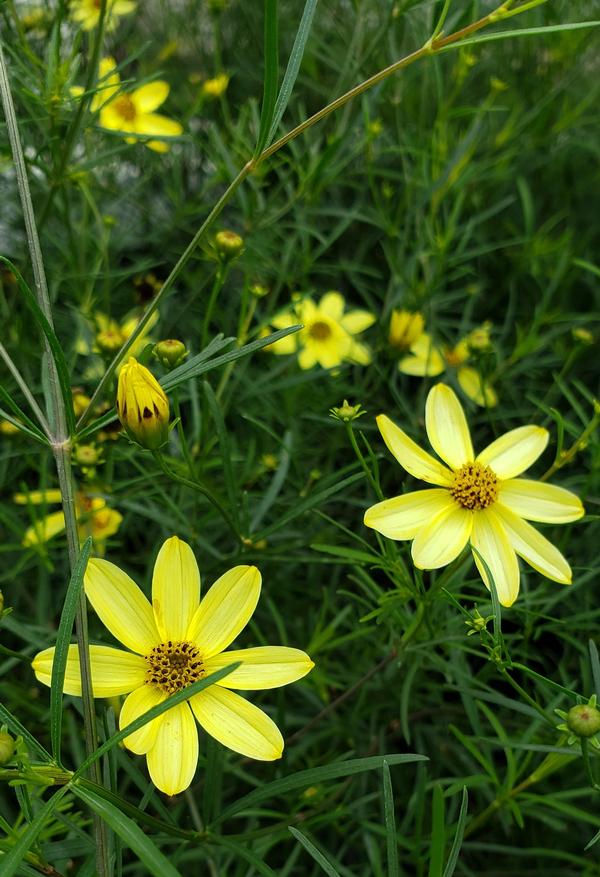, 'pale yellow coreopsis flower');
364,384,584,606
15,490,122,552
32,537,314,795
70,0,136,31
267,291,375,370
